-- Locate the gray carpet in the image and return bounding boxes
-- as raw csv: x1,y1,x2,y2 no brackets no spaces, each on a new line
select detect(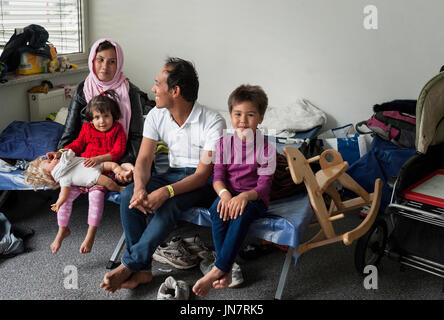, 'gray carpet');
0,189,443,300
